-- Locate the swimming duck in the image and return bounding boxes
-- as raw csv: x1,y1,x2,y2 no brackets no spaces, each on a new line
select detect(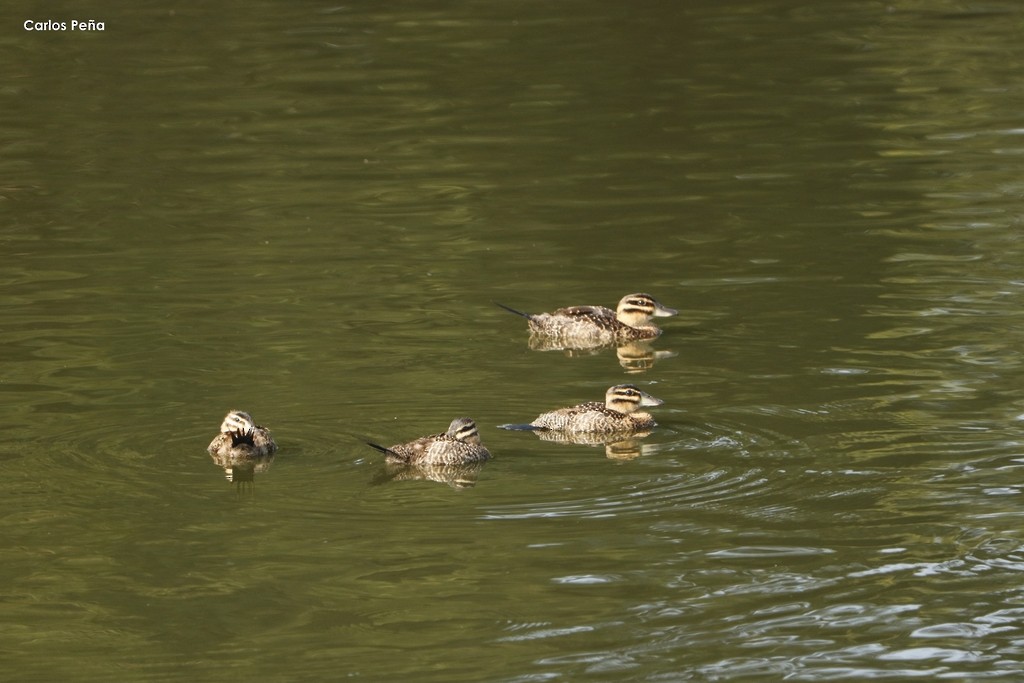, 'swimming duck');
366,417,491,466
497,293,677,346
502,384,664,435
207,410,278,460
